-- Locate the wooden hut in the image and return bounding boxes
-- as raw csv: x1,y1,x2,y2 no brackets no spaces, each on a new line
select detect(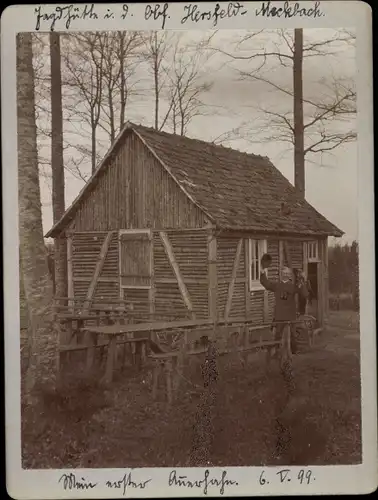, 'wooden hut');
46,122,343,328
